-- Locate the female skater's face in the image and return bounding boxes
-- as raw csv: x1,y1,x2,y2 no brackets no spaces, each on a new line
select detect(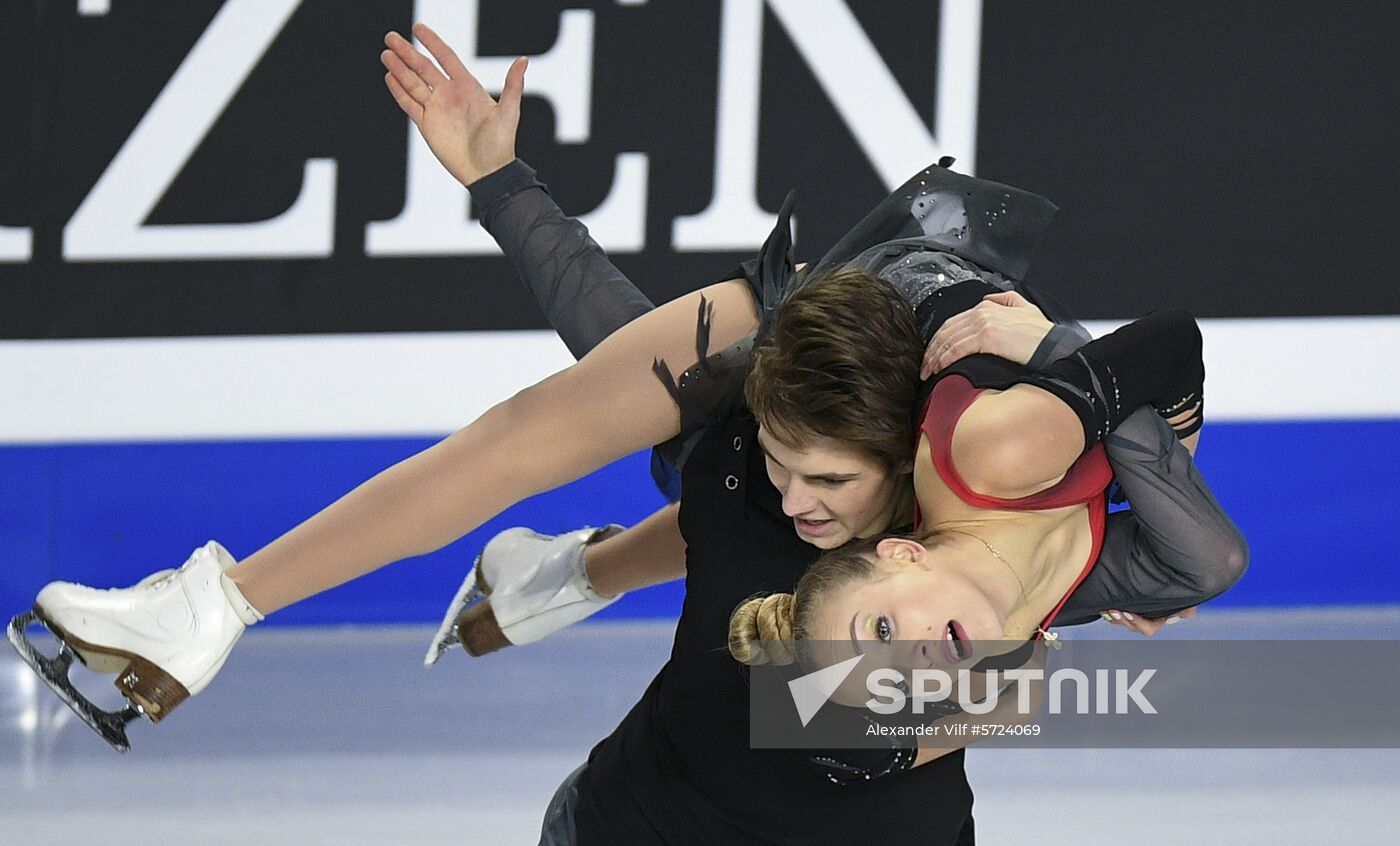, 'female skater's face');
756,427,909,550
816,539,1004,682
